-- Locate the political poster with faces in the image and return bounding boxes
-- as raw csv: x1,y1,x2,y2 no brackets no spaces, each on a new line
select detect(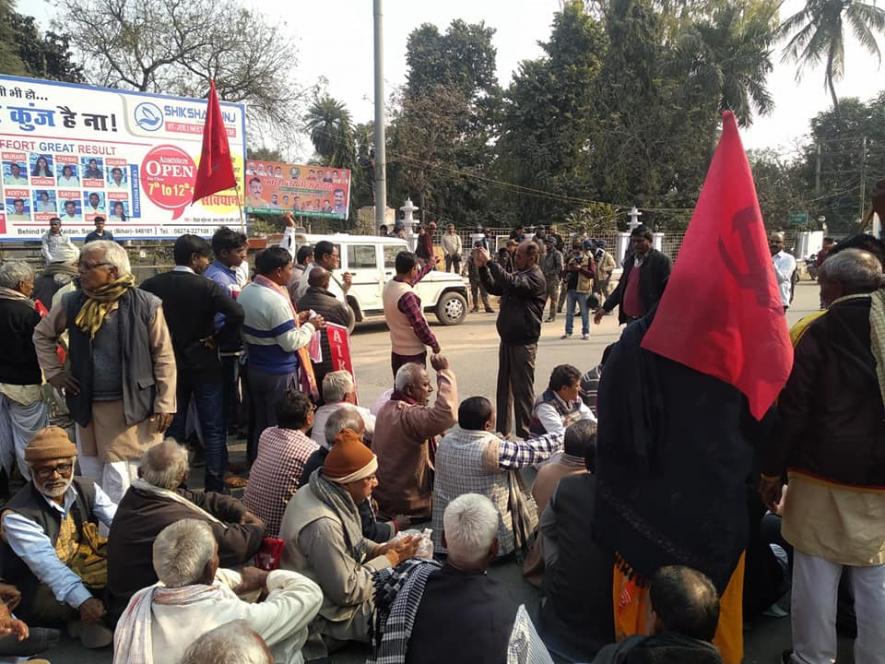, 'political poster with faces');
0,74,247,240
